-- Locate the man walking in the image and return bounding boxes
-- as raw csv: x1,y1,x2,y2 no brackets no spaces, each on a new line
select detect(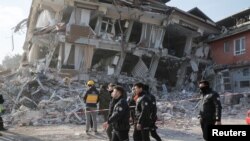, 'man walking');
198,80,222,141
133,83,151,141
103,85,130,141
144,85,161,141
